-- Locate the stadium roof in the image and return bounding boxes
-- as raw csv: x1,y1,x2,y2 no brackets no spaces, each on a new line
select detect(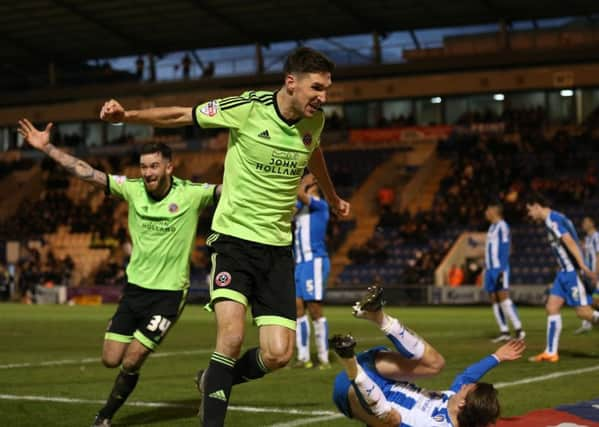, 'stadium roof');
3,0,599,65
